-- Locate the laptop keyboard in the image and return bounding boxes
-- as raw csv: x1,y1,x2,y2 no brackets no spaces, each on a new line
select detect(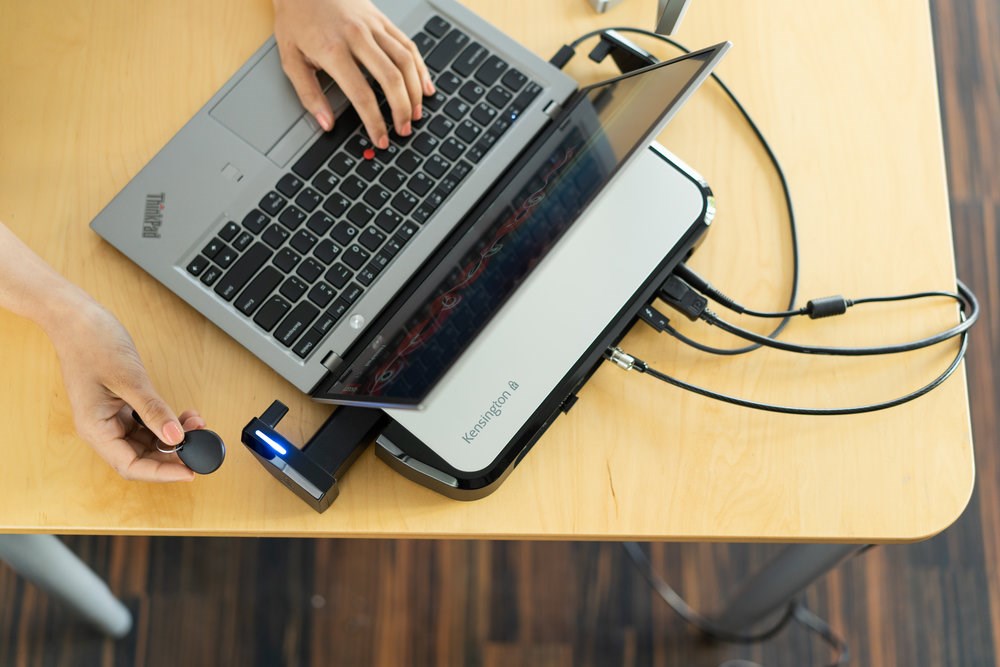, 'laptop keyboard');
184,15,543,360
